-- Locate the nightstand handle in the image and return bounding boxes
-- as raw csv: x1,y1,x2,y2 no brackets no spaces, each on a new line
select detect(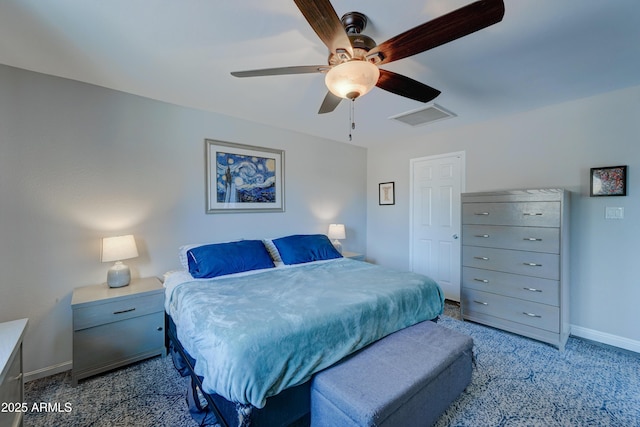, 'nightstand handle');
113,308,136,315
